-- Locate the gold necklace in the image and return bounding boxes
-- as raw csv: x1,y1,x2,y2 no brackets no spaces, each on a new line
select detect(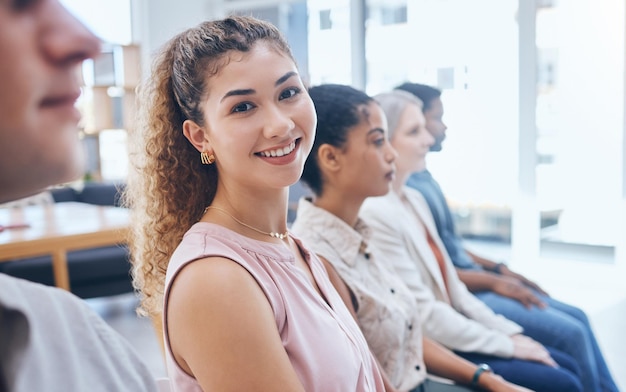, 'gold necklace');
204,206,289,240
